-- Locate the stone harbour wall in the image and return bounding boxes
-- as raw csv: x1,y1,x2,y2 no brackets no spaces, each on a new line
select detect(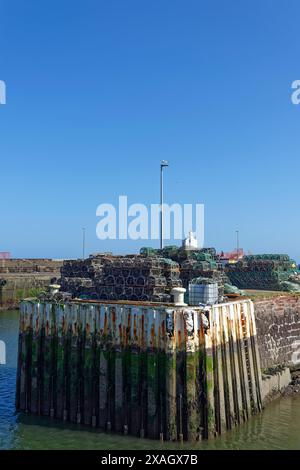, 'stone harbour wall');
0,259,63,310
0,258,63,274
0,275,59,310
254,294,300,370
